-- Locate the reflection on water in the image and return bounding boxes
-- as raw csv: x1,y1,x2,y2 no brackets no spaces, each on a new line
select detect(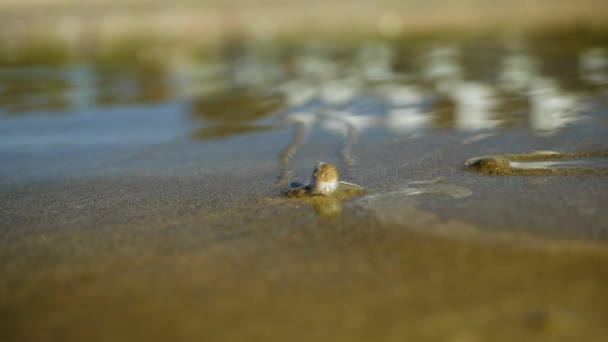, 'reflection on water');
529,78,582,133
0,65,169,114
452,82,498,131
1,29,608,151
190,88,283,139
580,48,608,86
